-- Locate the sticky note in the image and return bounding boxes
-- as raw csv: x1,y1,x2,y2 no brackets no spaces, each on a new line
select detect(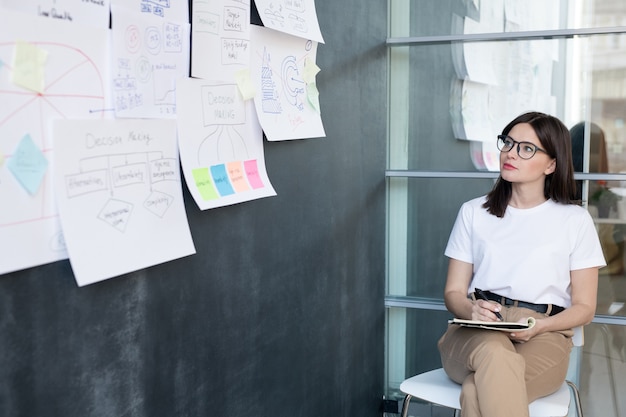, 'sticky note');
303,58,320,84
210,164,234,196
7,134,49,195
11,40,48,93
0,152,5,167
192,167,219,201
227,161,250,192
306,82,320,113
244,159,264,189
234,68,256,100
